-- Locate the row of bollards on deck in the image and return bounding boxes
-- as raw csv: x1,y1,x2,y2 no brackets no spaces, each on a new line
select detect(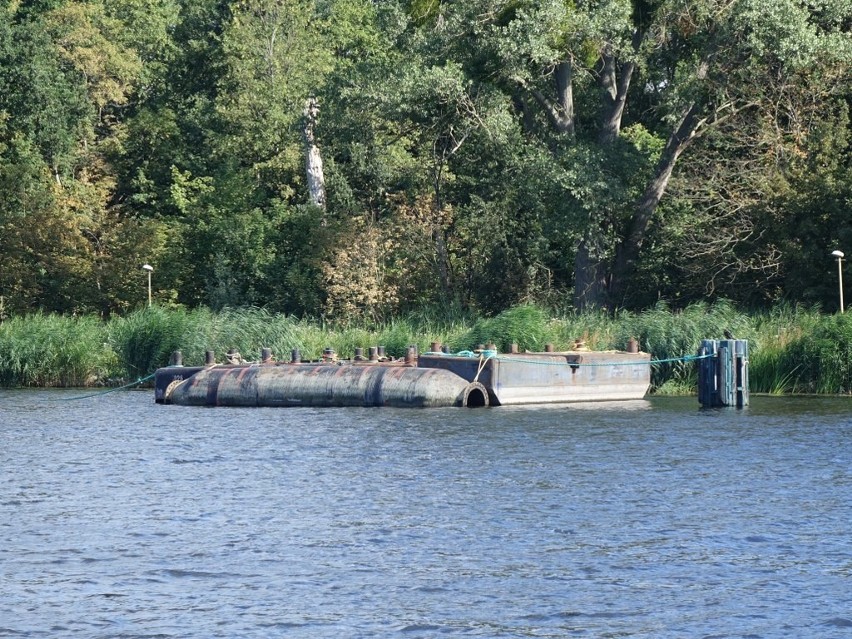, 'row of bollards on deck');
167,337,644,369
168,345,417,367
698,339,749,408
